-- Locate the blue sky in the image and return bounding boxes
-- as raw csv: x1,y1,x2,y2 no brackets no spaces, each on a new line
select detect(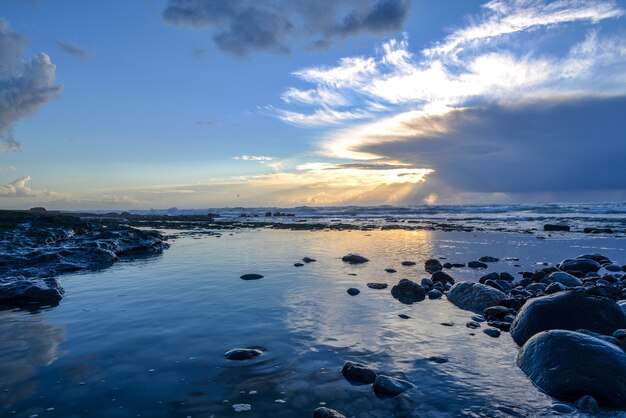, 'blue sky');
0,0,625,209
